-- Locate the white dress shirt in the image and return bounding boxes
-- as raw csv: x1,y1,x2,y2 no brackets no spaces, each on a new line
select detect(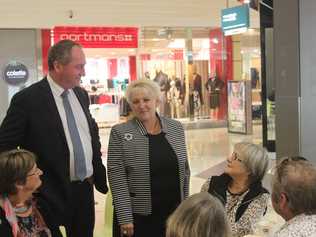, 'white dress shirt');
274,214,316,237
47,75,93,181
